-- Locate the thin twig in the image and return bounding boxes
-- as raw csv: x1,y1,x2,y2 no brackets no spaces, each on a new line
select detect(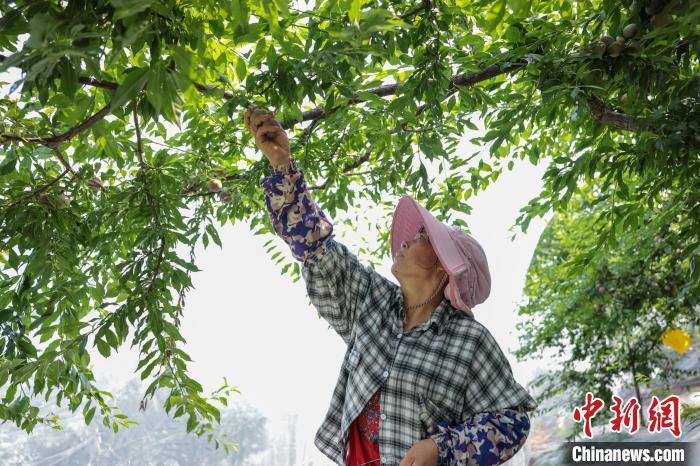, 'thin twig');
308,151,371,190
399,0,431,20
132,100,166,296
5,168,70,208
